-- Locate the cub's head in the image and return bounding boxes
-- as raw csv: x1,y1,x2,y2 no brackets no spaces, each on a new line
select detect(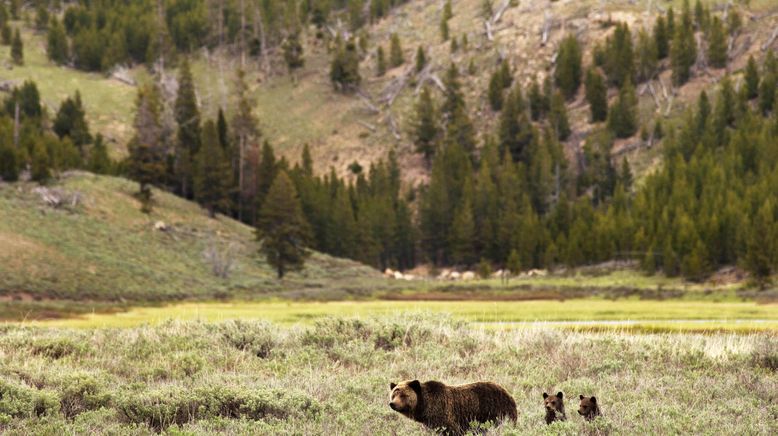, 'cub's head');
389,380,422,417
578,395,600,420
543,391,565,413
